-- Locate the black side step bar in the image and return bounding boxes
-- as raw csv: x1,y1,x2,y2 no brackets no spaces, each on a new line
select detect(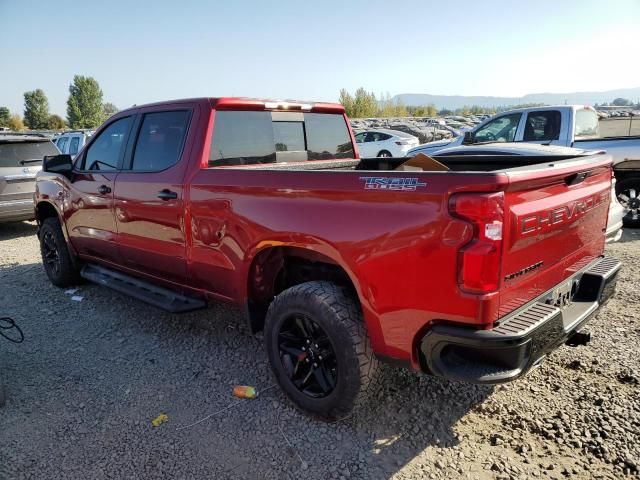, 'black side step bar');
80,264,206,313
